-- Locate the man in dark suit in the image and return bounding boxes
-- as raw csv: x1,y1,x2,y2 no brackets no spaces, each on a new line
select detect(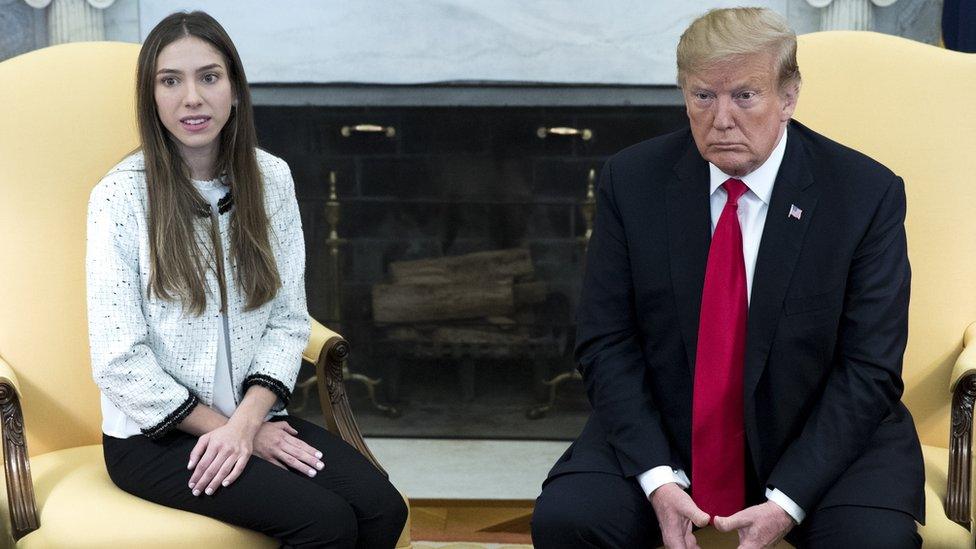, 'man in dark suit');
531,7,924,549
